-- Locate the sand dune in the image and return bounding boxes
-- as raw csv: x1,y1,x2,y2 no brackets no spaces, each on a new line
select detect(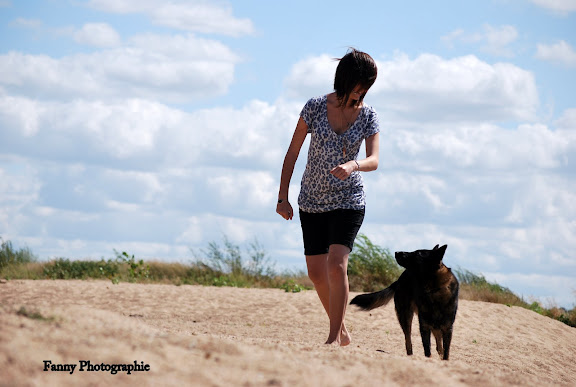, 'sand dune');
1,280,575,386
